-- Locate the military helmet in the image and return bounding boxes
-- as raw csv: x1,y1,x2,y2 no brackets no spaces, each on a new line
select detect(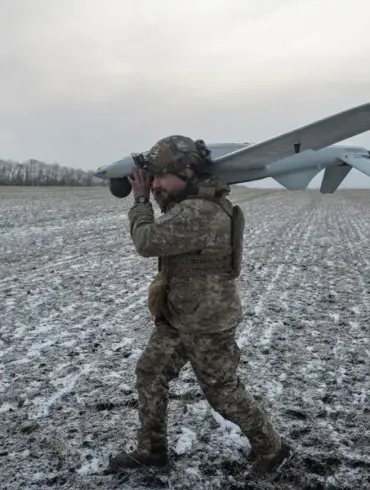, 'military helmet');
145,135,211,176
